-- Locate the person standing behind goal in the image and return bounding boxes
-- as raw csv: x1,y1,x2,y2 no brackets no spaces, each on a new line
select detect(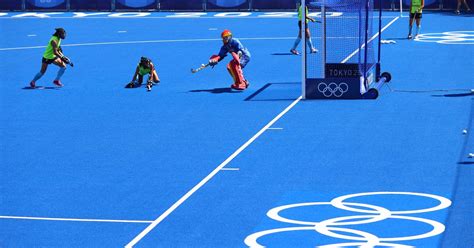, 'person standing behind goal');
290,3,318,55
408,0,424,39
